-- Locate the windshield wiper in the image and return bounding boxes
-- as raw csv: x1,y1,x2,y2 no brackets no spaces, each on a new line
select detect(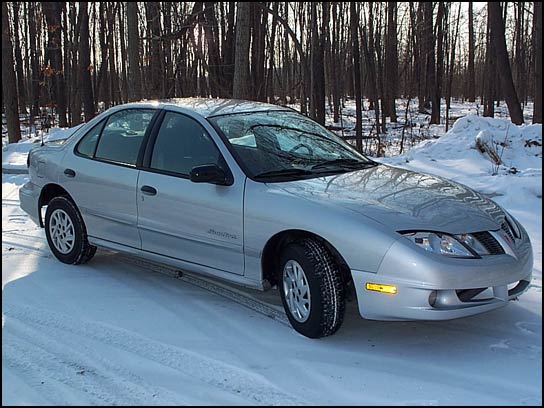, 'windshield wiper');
311,158,378,170
253,168,315,180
